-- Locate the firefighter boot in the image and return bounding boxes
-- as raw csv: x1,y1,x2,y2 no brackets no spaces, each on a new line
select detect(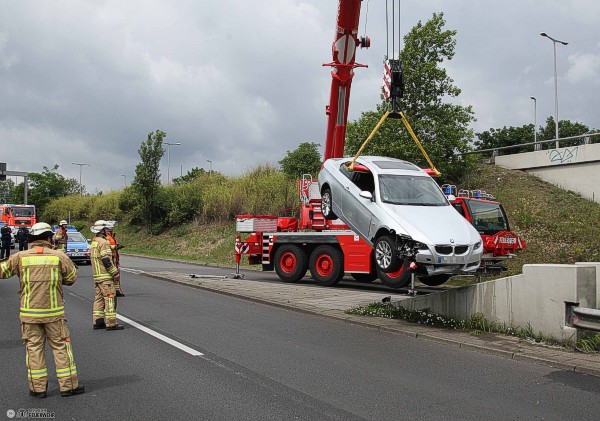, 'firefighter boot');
93,318,106,330
106,324,124,331
29,386,47,399
61,385,85,397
